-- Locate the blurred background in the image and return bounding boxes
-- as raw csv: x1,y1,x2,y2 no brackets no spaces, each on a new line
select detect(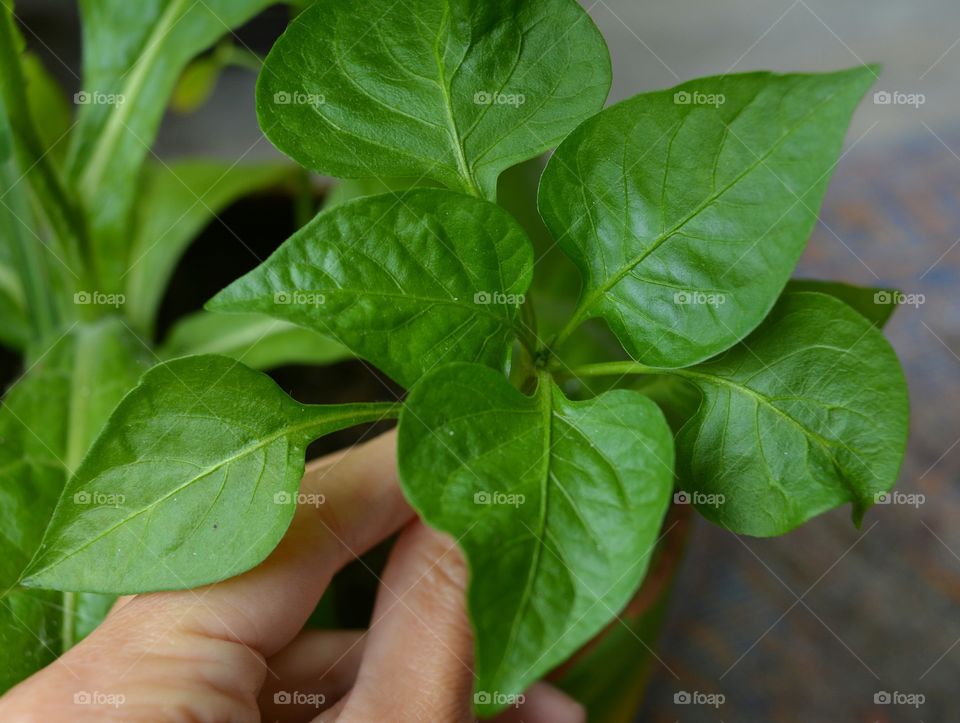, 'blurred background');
10,0,960,720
